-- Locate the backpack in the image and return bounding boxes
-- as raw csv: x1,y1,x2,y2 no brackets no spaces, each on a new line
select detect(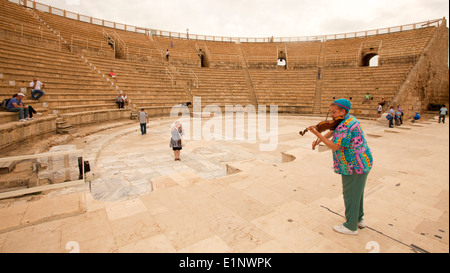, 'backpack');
1,98,11,110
